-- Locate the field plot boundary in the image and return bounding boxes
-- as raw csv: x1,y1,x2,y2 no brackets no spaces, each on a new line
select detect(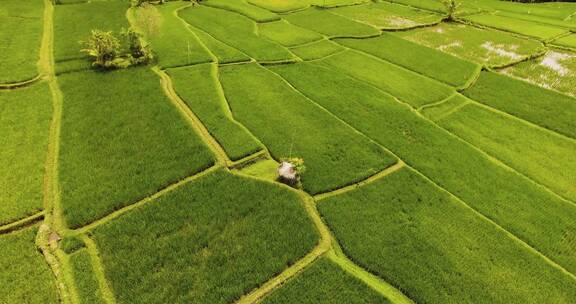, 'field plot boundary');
271,67,576,280
35,0,74,302
333,35,483,89
0,212,45,235
153,67,229,165
292,61,576,207
232,171,331,304
81,235,117,304
231,169,413,304
327,2,444,31
314,161,405,201
75,165,219,233
409,166,576,282
458,15,568,43
425,99,576,205
326,240,414,304
0,75,44,90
